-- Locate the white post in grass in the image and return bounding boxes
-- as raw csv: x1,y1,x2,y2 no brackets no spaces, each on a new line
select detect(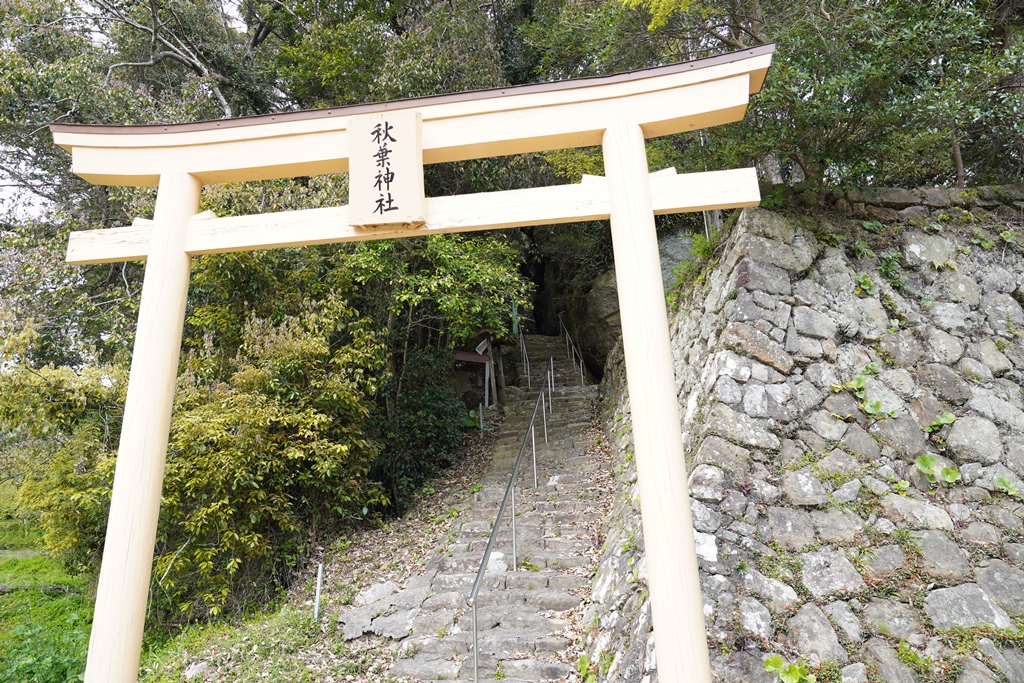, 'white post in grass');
84,173,201,683
603,123,712,683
